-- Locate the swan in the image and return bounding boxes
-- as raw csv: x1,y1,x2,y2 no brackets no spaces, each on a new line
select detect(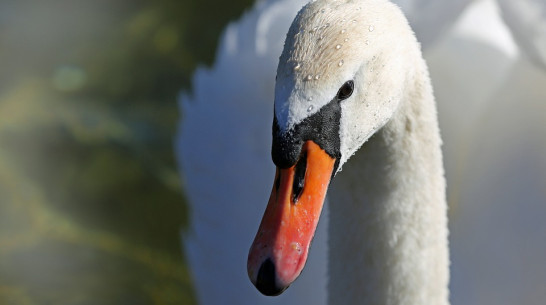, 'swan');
177,0,546,304
246,0,449,304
